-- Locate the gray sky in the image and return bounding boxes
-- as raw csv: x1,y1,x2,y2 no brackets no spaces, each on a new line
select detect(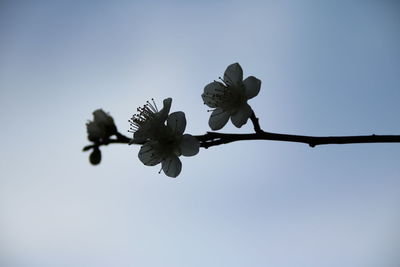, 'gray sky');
1,1,400,267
